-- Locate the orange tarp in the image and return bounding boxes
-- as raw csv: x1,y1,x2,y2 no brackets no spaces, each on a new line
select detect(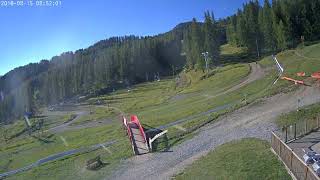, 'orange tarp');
281,77,305,85
311,72,320,79
297,72,306,77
